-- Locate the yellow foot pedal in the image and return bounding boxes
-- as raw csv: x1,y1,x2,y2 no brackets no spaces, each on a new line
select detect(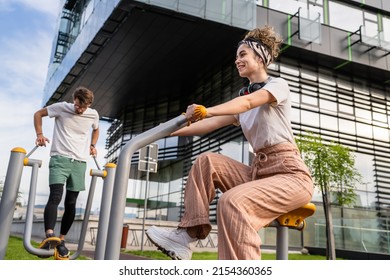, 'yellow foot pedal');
54,241,70,260
277,203,316,230
37,236,61,258
54,248,70,260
